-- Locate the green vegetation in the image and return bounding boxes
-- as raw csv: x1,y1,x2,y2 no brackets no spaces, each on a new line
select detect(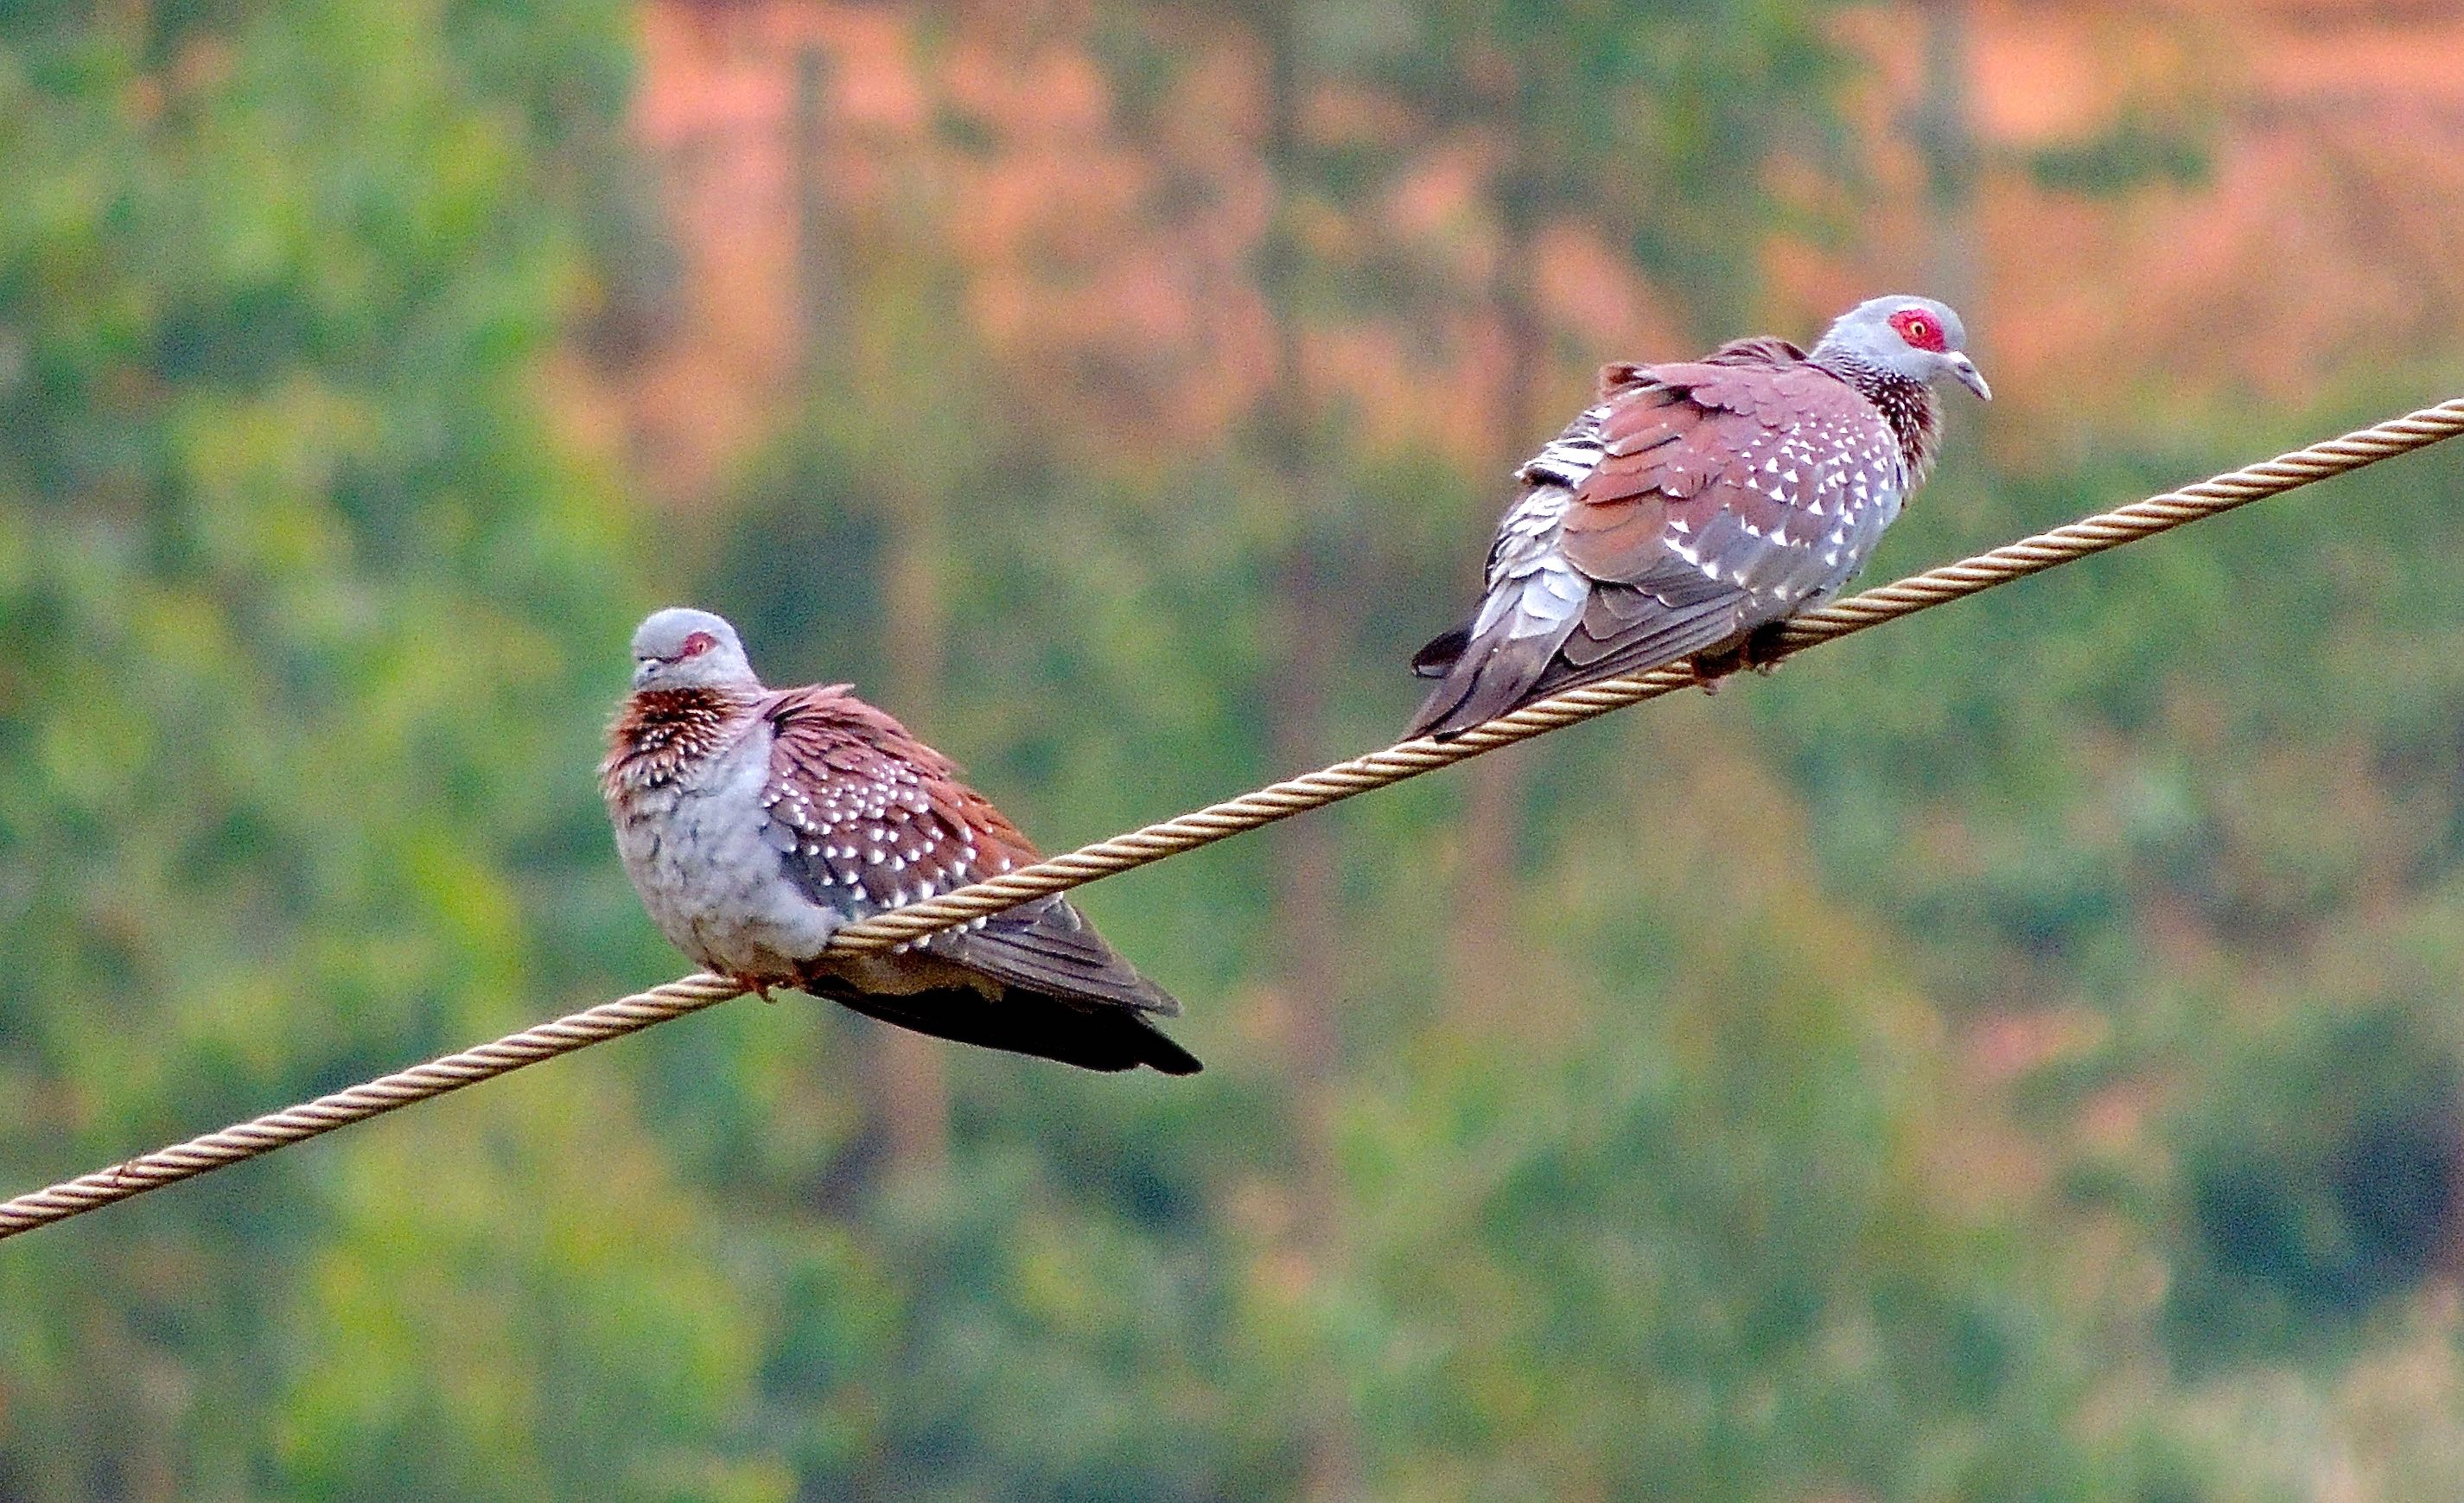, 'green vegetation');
6,3,2464,1500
